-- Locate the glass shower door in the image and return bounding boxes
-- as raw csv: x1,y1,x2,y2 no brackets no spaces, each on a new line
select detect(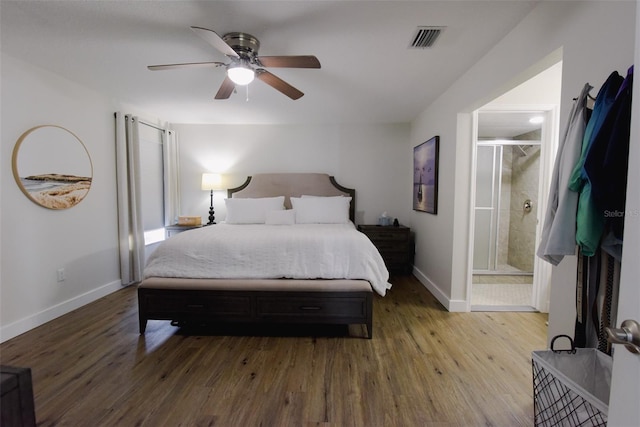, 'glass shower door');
473,145,502,271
